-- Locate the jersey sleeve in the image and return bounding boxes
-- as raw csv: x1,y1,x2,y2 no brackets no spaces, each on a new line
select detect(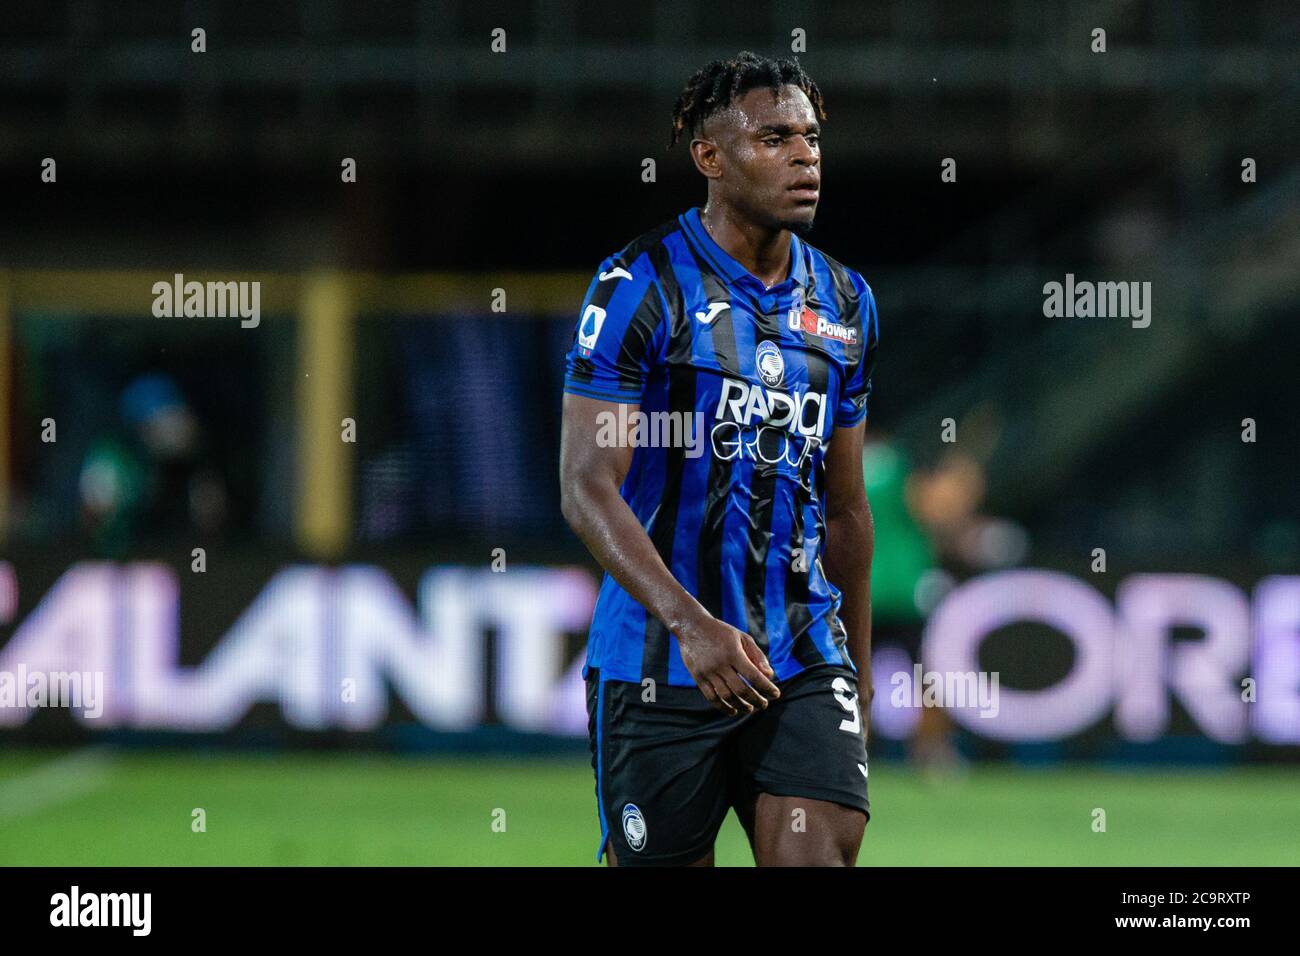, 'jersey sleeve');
563,252,667,404
835,272,879,428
